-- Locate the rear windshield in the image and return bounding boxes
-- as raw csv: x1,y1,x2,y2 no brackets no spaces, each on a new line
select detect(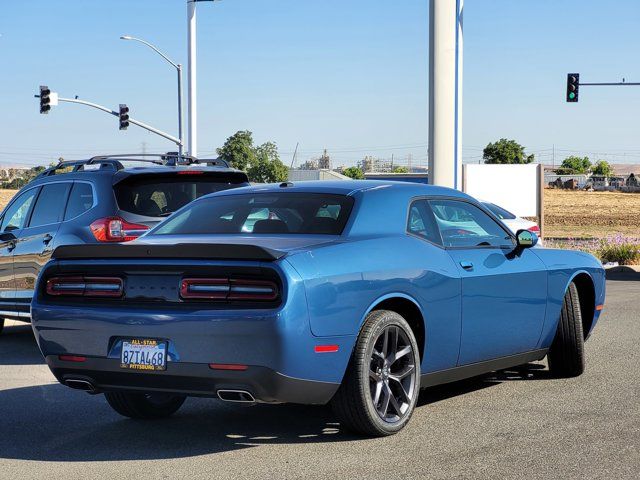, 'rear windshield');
482,202,516,220
114,175,246,217
152,193,354,235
